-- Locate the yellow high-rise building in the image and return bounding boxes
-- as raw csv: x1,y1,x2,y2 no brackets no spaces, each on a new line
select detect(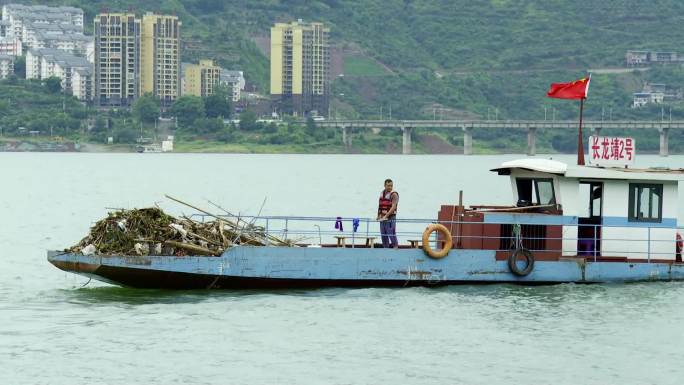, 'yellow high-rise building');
183,59,221,97
140,13,181,106
270,20,330,116
94,13,140,107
